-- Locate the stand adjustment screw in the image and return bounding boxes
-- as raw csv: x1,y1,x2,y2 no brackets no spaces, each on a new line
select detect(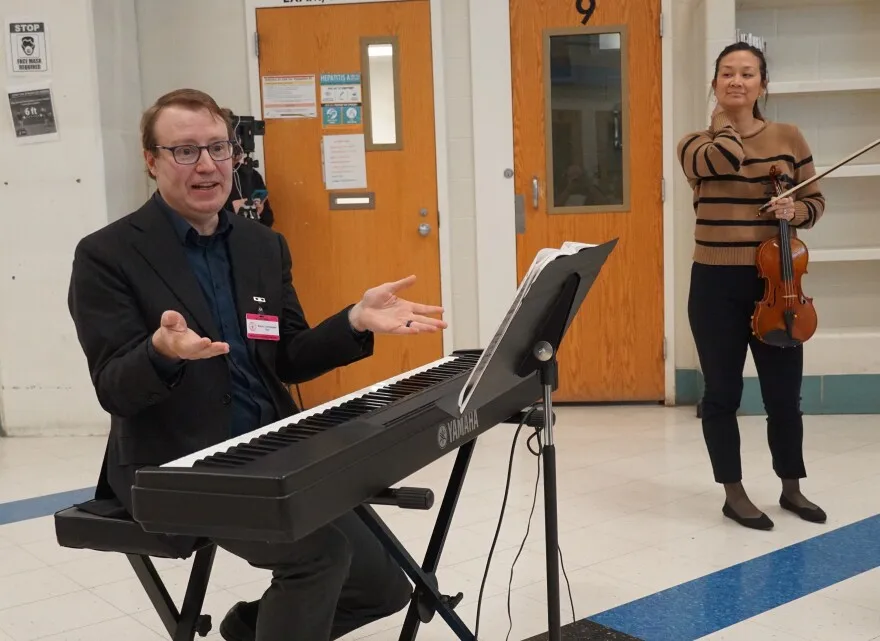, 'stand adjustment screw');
534,341,554,362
